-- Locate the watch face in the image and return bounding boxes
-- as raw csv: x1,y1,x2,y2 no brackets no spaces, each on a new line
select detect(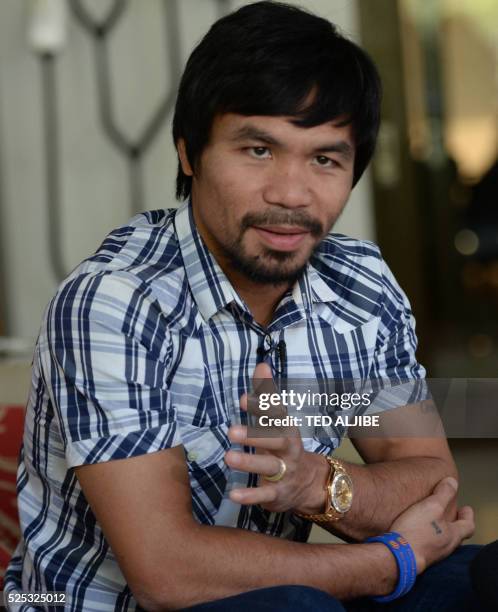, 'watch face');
332,472,353,513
